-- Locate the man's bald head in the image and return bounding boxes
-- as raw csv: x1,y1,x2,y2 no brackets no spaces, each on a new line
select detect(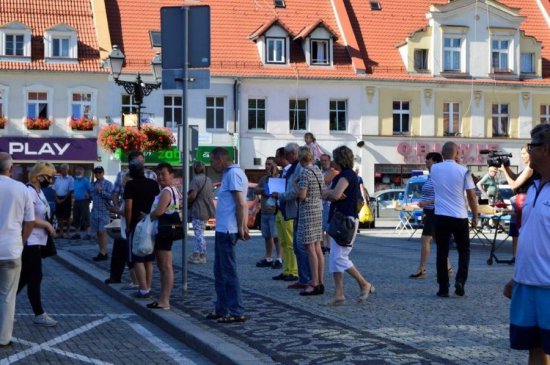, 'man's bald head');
441,142,458,160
